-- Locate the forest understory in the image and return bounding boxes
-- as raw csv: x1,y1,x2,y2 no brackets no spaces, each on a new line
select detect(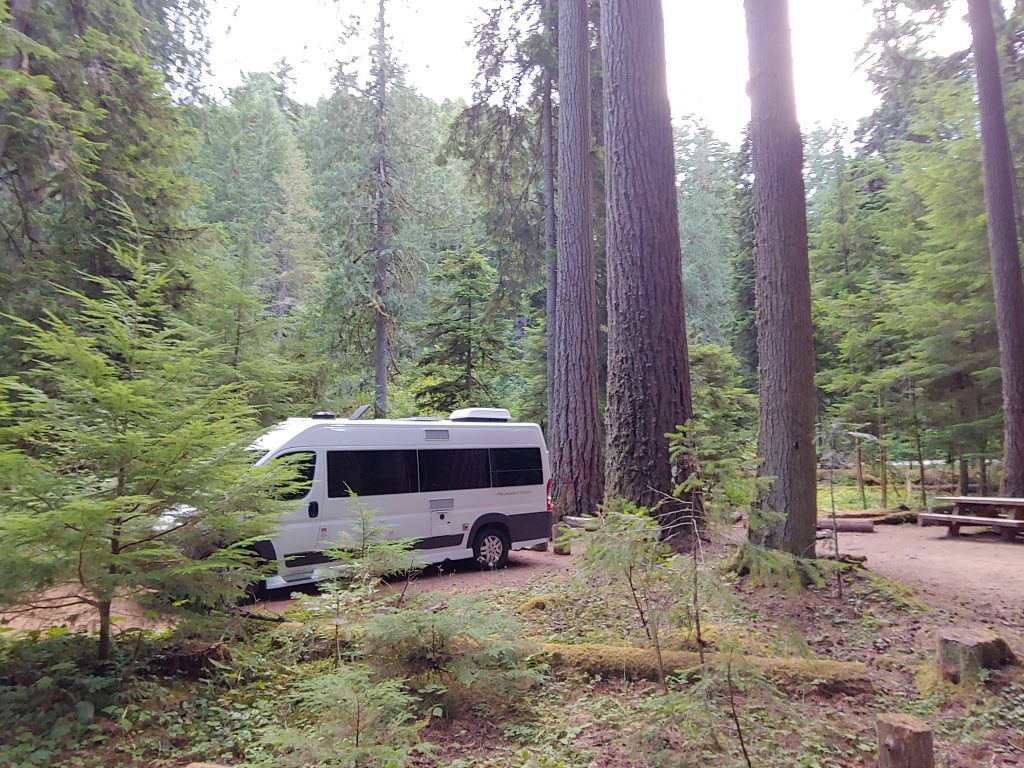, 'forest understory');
2,486,1022,768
